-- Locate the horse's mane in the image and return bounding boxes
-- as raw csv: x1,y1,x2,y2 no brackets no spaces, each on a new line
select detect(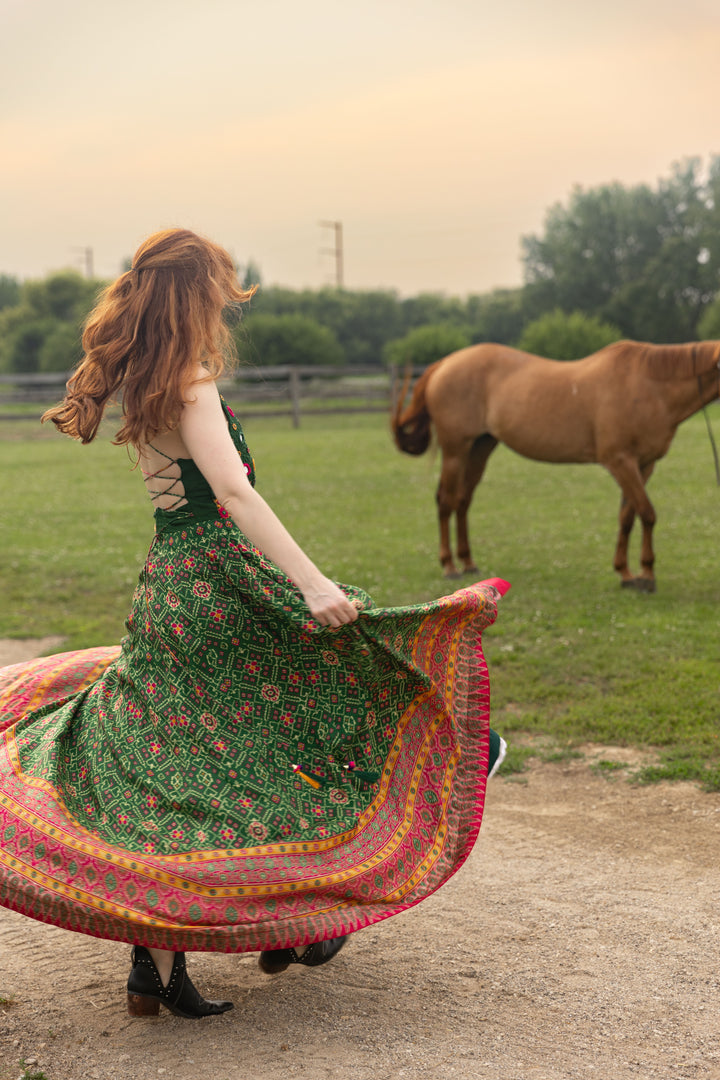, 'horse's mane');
619,340,720,382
